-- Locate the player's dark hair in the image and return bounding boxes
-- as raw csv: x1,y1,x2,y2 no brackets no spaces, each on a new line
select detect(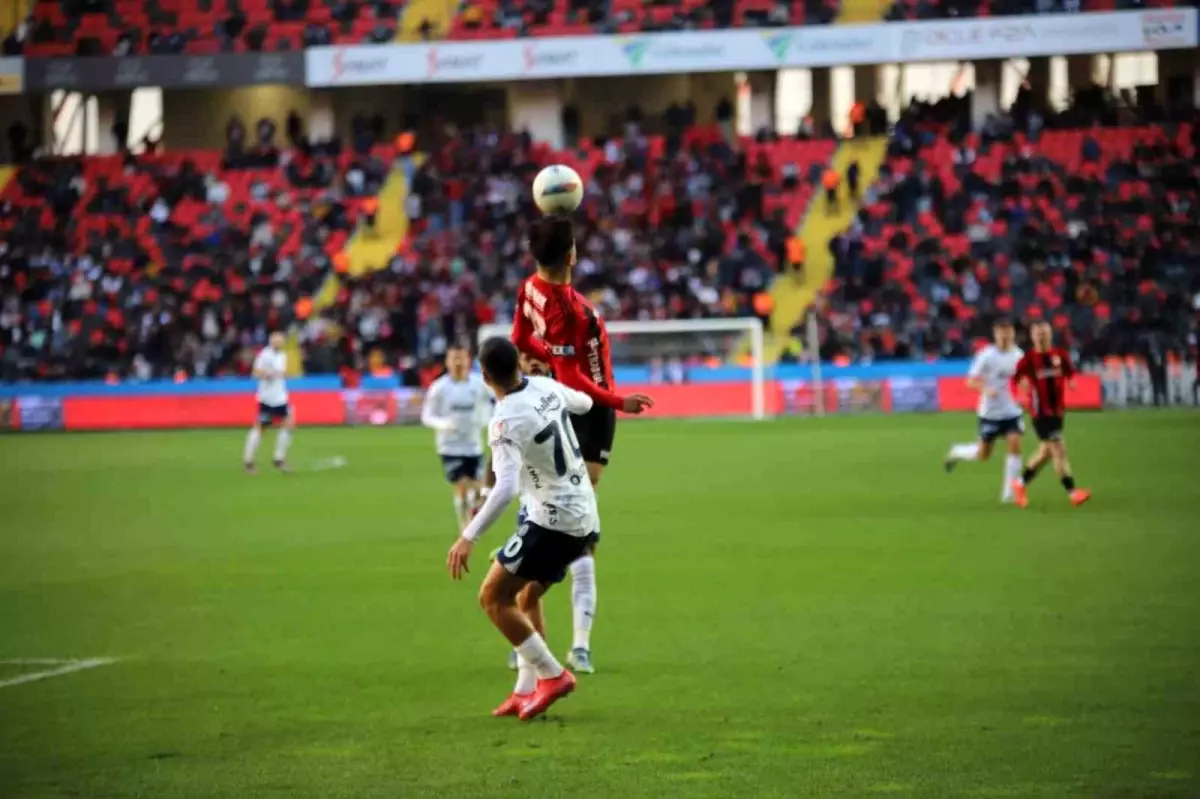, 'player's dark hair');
528,215,574,274
478,337,521,388
993,316,1014,328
